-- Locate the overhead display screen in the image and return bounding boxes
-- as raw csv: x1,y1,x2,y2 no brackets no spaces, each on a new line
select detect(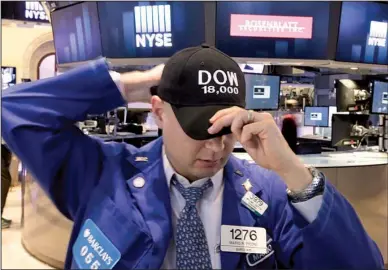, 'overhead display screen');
1,66,16,90
51,2,103,64
1,1,49,23
336,2,388,65
98,1,206,58
216,2,332,59
245,74,280,110
371,81,388,115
